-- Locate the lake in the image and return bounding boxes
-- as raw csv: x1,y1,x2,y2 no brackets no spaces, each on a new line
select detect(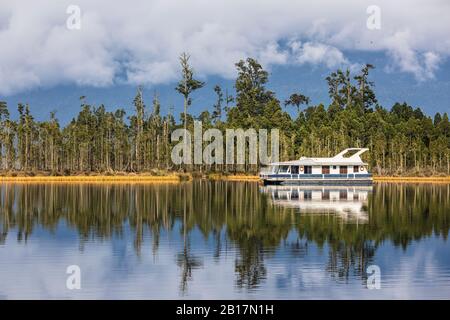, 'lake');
0,181,449,299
